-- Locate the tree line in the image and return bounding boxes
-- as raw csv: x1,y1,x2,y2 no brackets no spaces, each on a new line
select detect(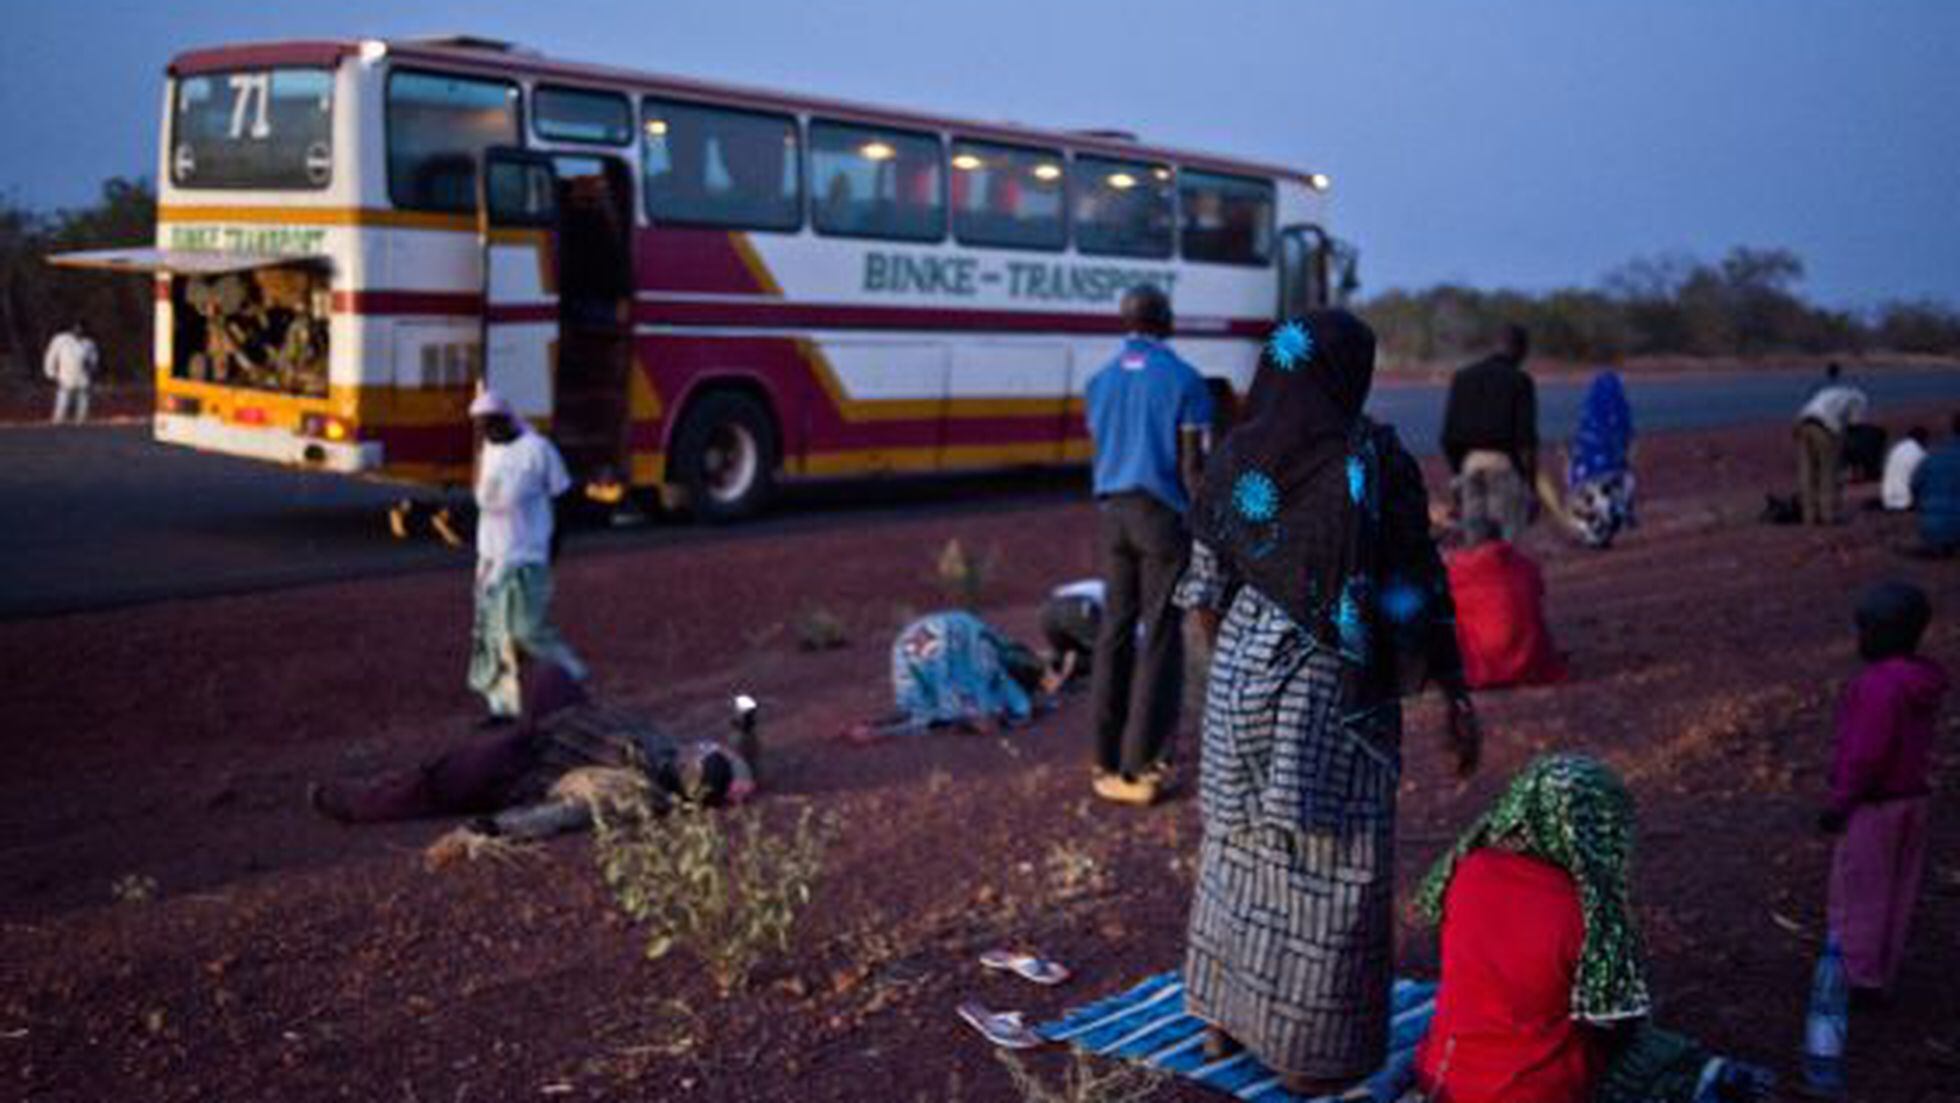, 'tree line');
2,180,1957,385
0,178,155,385
1361,246,1960,367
